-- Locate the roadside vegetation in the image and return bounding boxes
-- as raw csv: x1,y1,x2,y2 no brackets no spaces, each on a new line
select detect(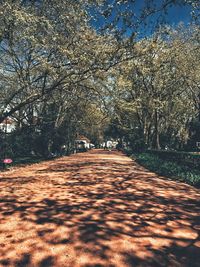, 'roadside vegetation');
132,151,200,187
0,1,199,171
